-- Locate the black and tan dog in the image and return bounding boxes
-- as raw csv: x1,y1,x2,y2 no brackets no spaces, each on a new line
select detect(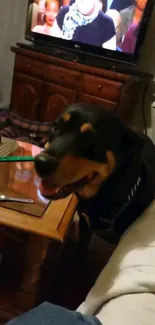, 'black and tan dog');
34,103,155,242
